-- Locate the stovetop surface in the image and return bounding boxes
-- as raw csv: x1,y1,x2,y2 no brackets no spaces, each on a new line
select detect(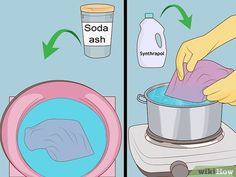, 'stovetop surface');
129,122,236,160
